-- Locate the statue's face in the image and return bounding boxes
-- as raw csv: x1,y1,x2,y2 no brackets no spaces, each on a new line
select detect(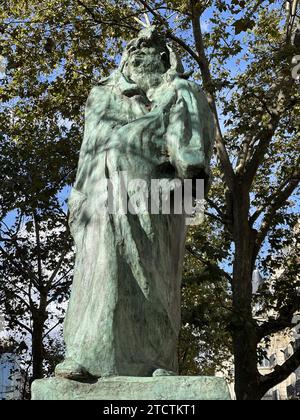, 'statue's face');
125,38,169,76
